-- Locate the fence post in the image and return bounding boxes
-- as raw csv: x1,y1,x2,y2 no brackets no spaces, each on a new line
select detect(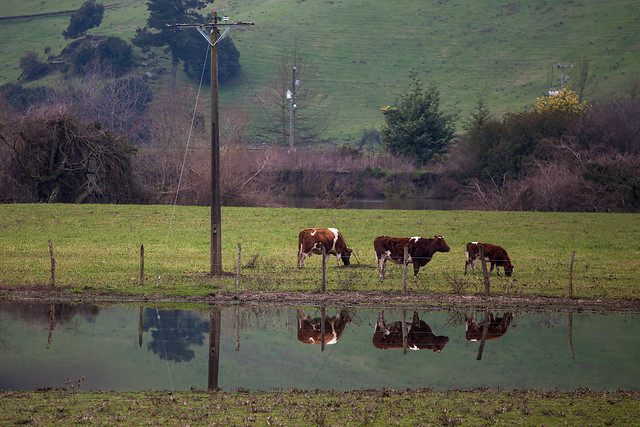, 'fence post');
236,243,242,289
478,244,490,296
568,250,575,298
402,246,409,294
321,246,327,293
139,245,144,287
48,239,55,287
